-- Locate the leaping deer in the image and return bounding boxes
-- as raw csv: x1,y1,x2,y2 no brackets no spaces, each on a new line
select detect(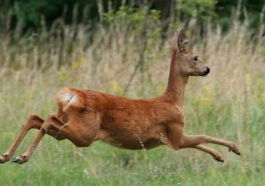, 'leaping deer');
0,30,240,164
